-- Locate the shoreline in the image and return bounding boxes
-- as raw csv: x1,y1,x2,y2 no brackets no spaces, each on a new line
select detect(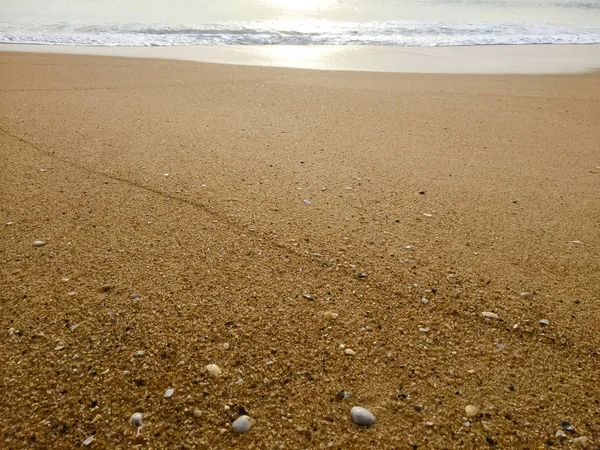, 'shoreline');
2,43,600,74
